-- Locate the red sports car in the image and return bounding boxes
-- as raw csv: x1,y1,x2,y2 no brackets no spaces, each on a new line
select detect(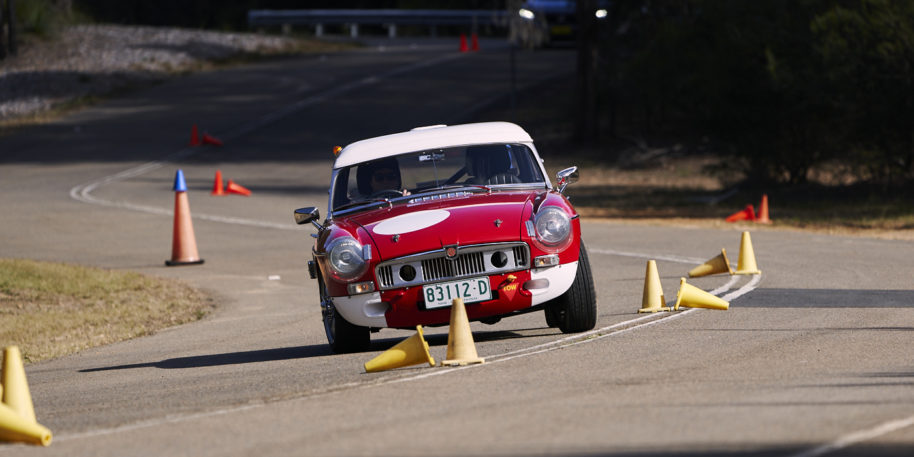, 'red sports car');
295,122,596,352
